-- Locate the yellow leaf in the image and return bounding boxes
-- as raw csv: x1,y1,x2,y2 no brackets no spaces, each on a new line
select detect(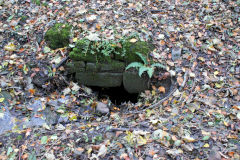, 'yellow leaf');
223,121,229,127
215,83,222,88
73,38,78,42
0,98,5,103
129,38,137,43
137,135,147,146
4,43,16,51
151,90,156,96
198,57,205,62
183,136,196,143
68,112,77,121
214,71,219,76
203,143,209,148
